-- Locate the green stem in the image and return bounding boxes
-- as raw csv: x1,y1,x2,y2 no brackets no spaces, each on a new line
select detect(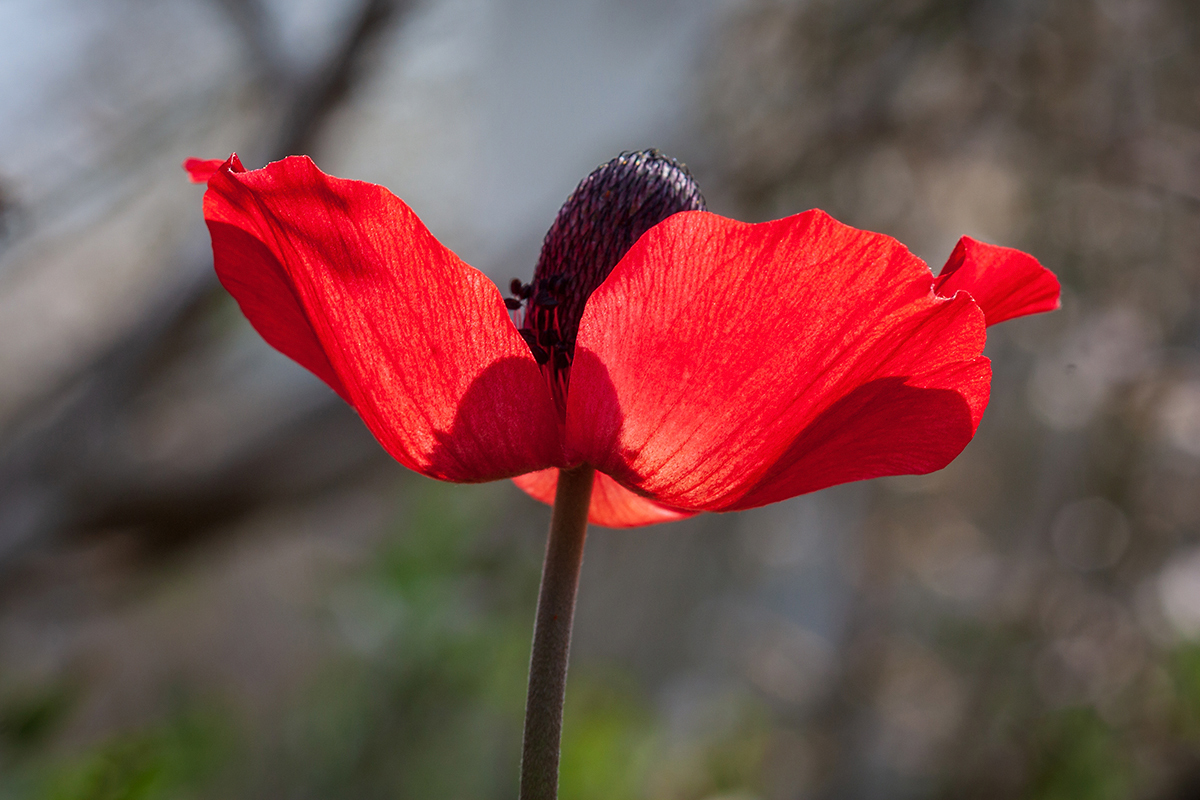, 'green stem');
518,464,595,800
